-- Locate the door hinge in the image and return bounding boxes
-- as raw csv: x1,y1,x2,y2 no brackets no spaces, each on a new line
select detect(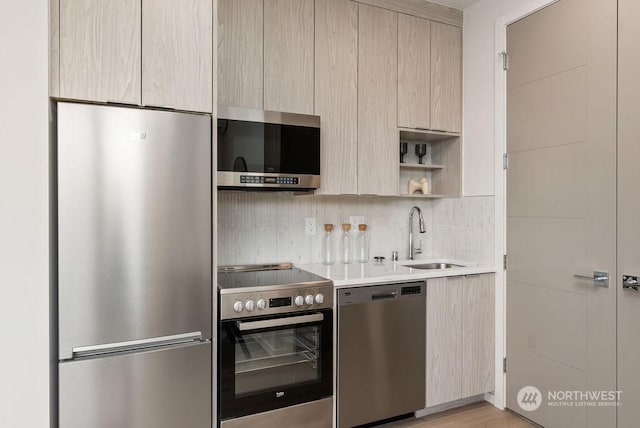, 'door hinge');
500,50,509,71
503,357,507,374
503,153,509,170
503,254,508,271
